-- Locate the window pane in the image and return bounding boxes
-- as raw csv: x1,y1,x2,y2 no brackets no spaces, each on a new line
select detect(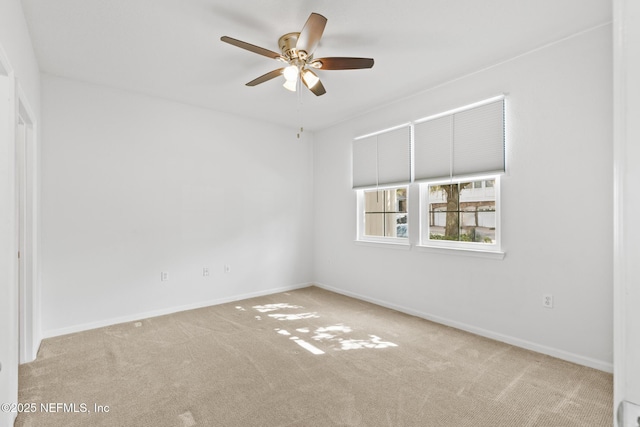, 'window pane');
396,188,407,213
364,191,380,212
428,184,460,240
364,213,385,237
393,213,408,238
